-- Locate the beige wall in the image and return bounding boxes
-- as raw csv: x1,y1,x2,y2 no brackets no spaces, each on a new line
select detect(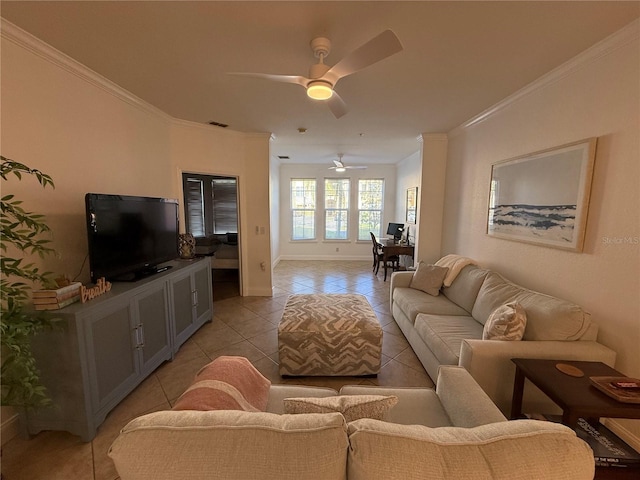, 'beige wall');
1,34,173,283
395,150,422,267
417,134,448,264
444,22,639,445
270,156,281,267
2,23,273,295
169,123,273,296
